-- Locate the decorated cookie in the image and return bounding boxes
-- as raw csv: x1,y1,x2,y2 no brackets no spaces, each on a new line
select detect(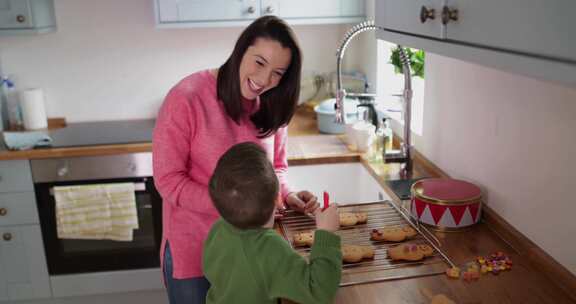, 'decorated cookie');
370,226,417,242
387,243,434,261
342,245,375,263
293,231,314,247
418,244,434,256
